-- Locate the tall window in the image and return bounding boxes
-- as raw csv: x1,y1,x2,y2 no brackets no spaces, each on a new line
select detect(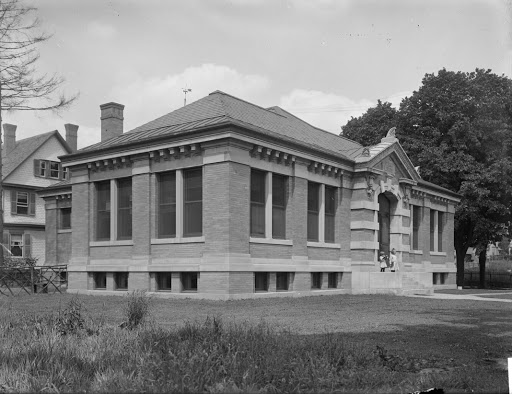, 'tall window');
412,205,421,250
157,168,203,239
324,186,336,243
96,181,111,241
276,272,289,291
438,212,444,252
272,174,286,239
430,210,436,251
158,172,176,238
183,168,203,237
117,178,132,240
250,170,266,237
307,182,320,241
